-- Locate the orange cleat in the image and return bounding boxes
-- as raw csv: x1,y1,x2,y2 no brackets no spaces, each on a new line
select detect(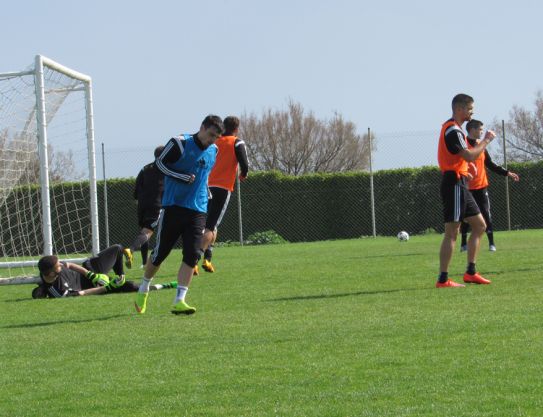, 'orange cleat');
436,279,466,288
193,265,199,276
463,272,491,285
